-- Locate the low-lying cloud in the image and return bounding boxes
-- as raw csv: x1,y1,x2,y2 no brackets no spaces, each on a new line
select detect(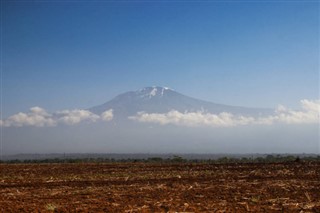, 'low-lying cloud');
129,111,255,127
1,100,318,128
129,99,320,127
1,107,56,127
101,109,114,121
1,108,113,127
56,110,100,125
